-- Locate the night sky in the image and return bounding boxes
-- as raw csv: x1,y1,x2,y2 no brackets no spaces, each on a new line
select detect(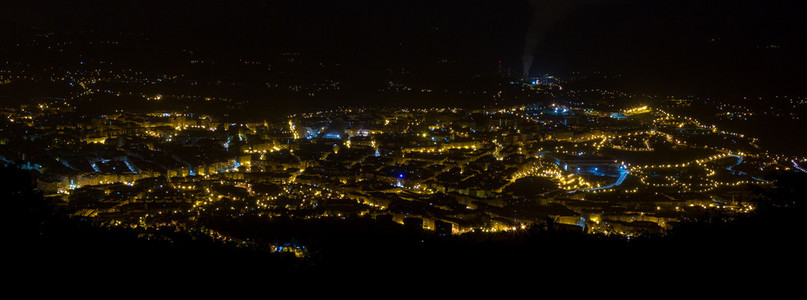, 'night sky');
2,0,806,97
